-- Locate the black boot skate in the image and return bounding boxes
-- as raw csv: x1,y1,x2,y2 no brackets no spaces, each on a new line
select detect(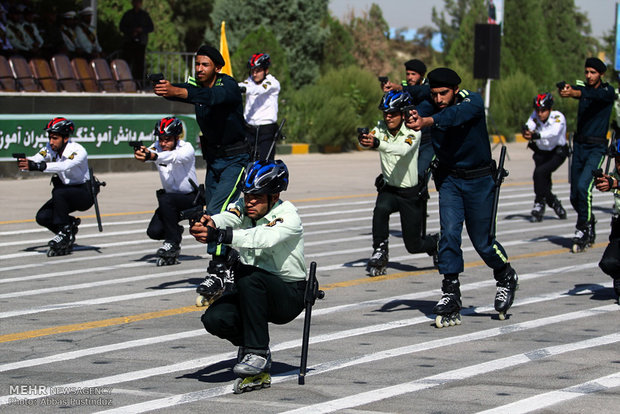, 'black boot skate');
530,199,545,222
571,224,591,253
47,223,76,257
155,242,180,266
367,240,388,276
232,348,272,394
433,278,462,328
548,195,567,219
195,250,239,307
494,263,519,320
